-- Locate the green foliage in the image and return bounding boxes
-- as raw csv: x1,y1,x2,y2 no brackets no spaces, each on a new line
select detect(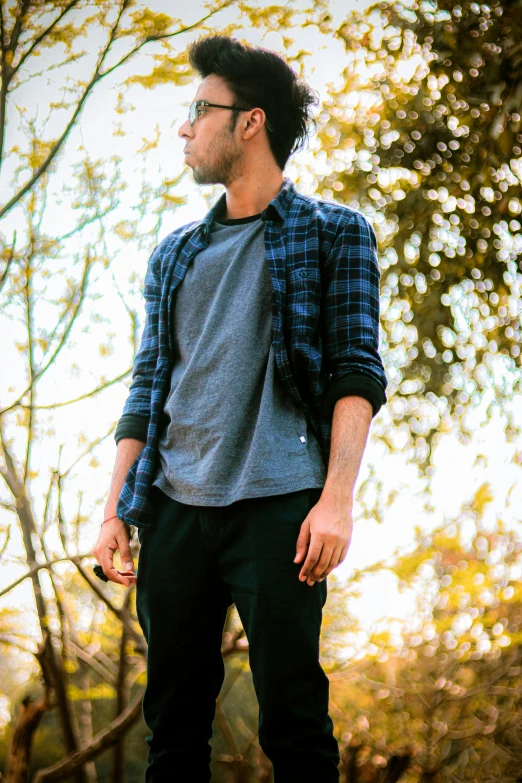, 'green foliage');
327,475,522,782
315,0,522,473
